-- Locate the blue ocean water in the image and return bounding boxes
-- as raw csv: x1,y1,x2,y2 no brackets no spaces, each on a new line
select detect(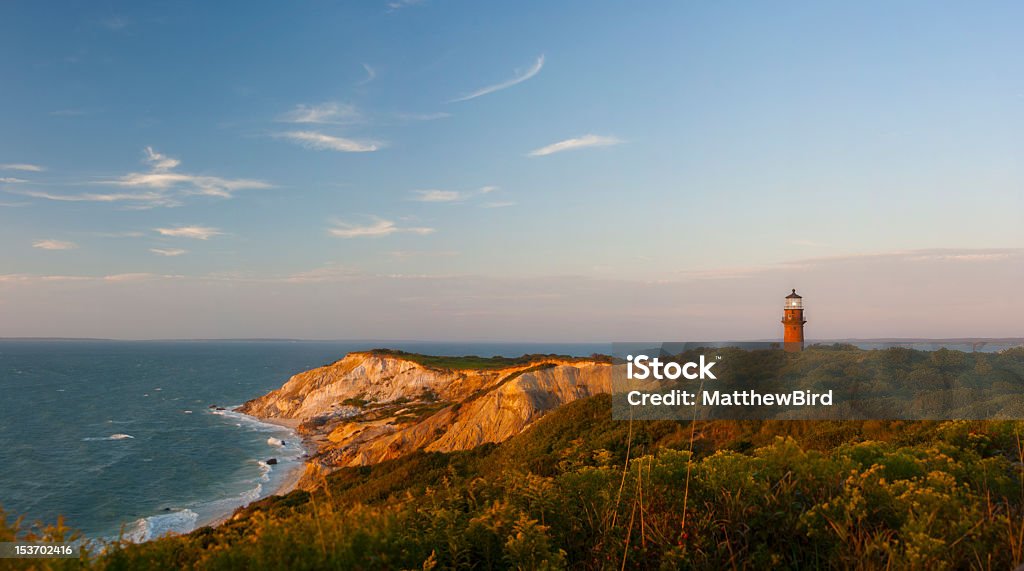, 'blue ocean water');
0,340,607,541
